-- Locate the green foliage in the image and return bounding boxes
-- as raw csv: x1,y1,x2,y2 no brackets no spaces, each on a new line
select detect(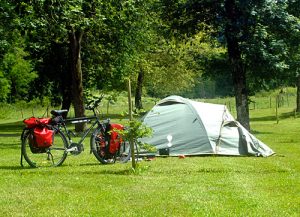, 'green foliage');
144,47,195,97
285,0,300,82
0,1,18,59
0,71,10,101
118,119,154,152
0,0,299,103
158,0,300,94
0,43,37,102
144,29,225,98
238,0,298,91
